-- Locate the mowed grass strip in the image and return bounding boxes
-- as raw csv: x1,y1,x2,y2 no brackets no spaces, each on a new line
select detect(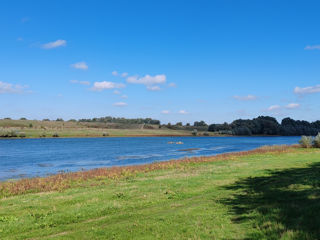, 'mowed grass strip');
0,147,319,239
